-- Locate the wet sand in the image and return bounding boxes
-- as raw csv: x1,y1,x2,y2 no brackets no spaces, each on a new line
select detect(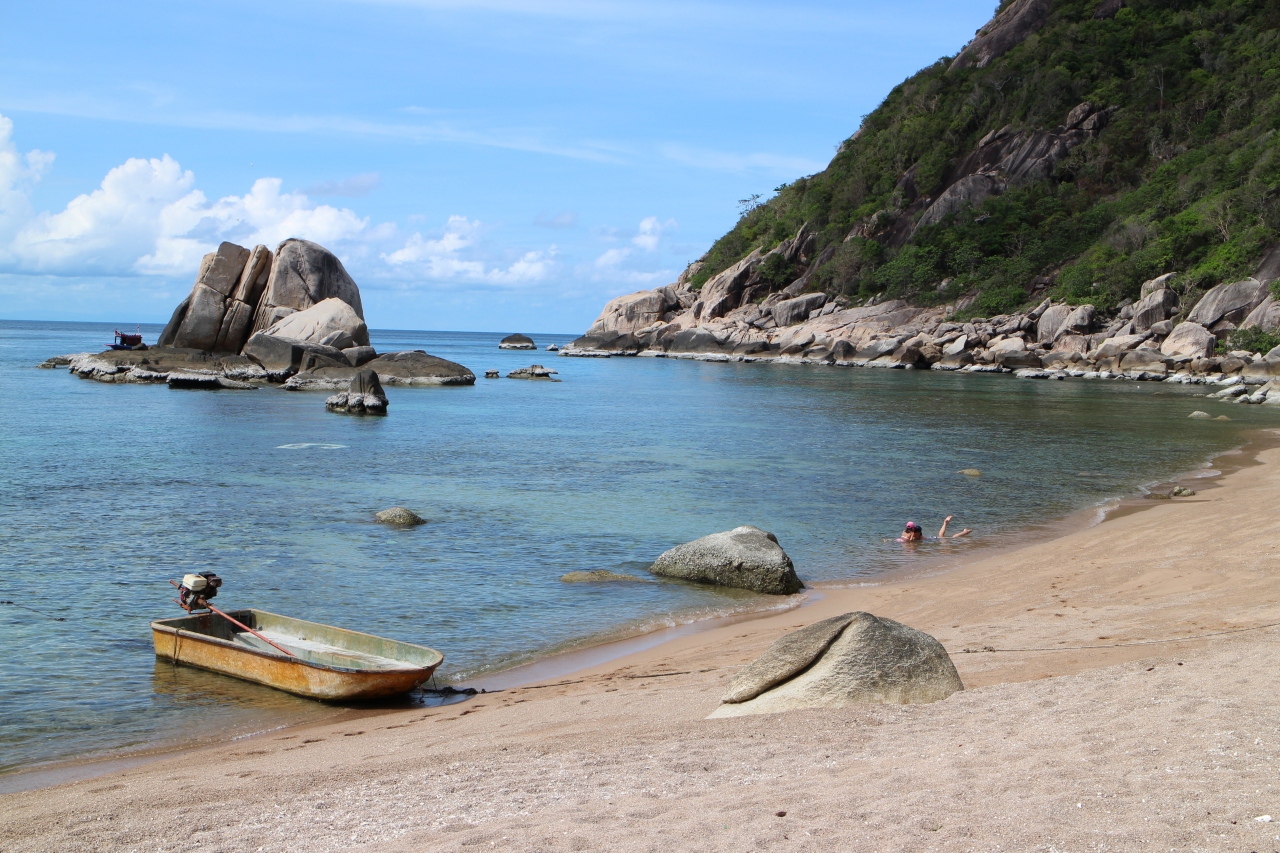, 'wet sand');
5,434,1280,851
